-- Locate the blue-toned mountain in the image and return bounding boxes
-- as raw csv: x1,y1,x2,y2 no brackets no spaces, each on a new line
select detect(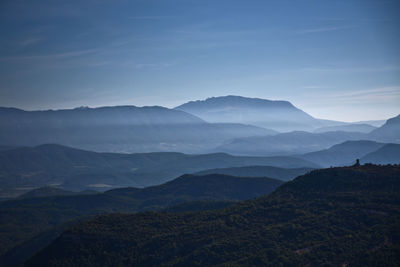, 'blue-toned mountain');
175,95,343,132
